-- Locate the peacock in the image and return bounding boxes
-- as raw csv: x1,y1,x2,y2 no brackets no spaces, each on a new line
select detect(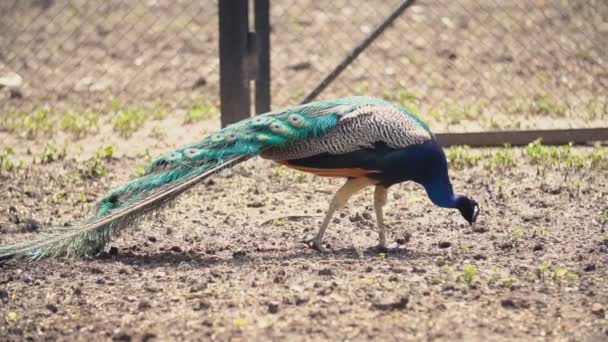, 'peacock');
0,96,479,260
